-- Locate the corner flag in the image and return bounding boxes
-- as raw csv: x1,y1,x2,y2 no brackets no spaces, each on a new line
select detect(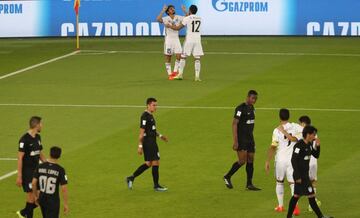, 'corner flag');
74,0,81,49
